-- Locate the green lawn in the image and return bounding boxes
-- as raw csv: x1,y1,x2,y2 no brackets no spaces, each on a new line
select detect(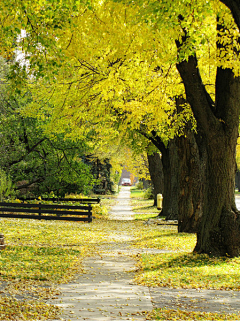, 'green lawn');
130,188,160,219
